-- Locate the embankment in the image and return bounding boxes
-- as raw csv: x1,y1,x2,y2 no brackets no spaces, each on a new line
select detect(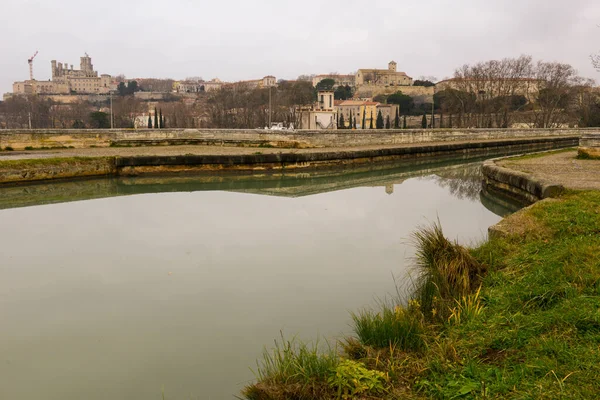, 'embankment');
0,136,578,185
